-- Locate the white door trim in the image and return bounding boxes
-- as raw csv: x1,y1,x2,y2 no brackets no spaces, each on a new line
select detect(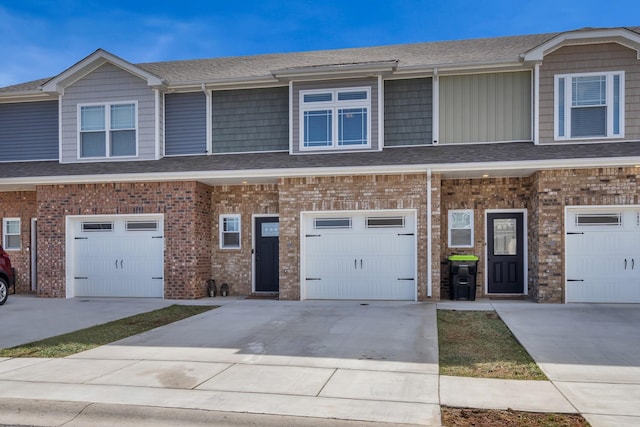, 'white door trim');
251,213,279,294
484,208,528,295
300,208,418,301
65,213,164,299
